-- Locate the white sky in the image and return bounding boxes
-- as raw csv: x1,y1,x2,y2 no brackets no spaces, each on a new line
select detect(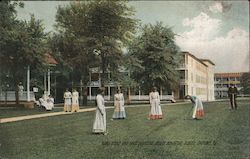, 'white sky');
16,1,250,73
